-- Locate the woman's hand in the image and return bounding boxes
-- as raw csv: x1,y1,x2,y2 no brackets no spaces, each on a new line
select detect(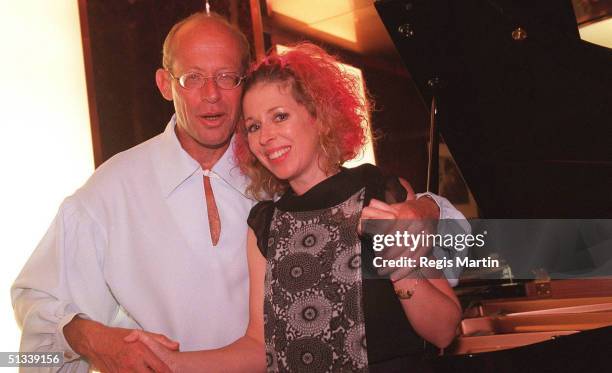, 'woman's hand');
124,330,180,372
